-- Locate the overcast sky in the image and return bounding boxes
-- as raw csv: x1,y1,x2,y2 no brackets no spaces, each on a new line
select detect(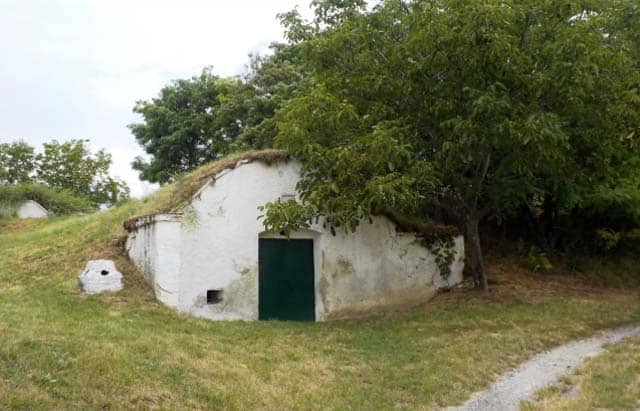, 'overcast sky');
0,0,313,197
